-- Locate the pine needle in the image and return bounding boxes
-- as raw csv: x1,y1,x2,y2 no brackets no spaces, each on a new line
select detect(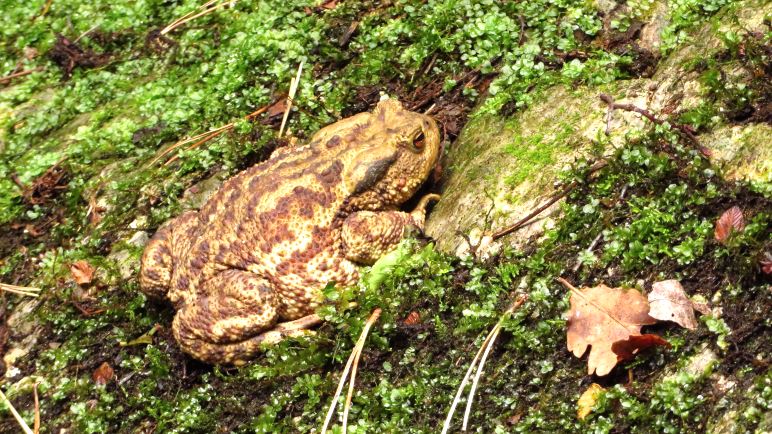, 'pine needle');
0,389,34,434
0,283,41,298
160,1,236,36
33,383,40,434
321,308,381,434
279,61,304,138
148,103,272,167
442,294,528,433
